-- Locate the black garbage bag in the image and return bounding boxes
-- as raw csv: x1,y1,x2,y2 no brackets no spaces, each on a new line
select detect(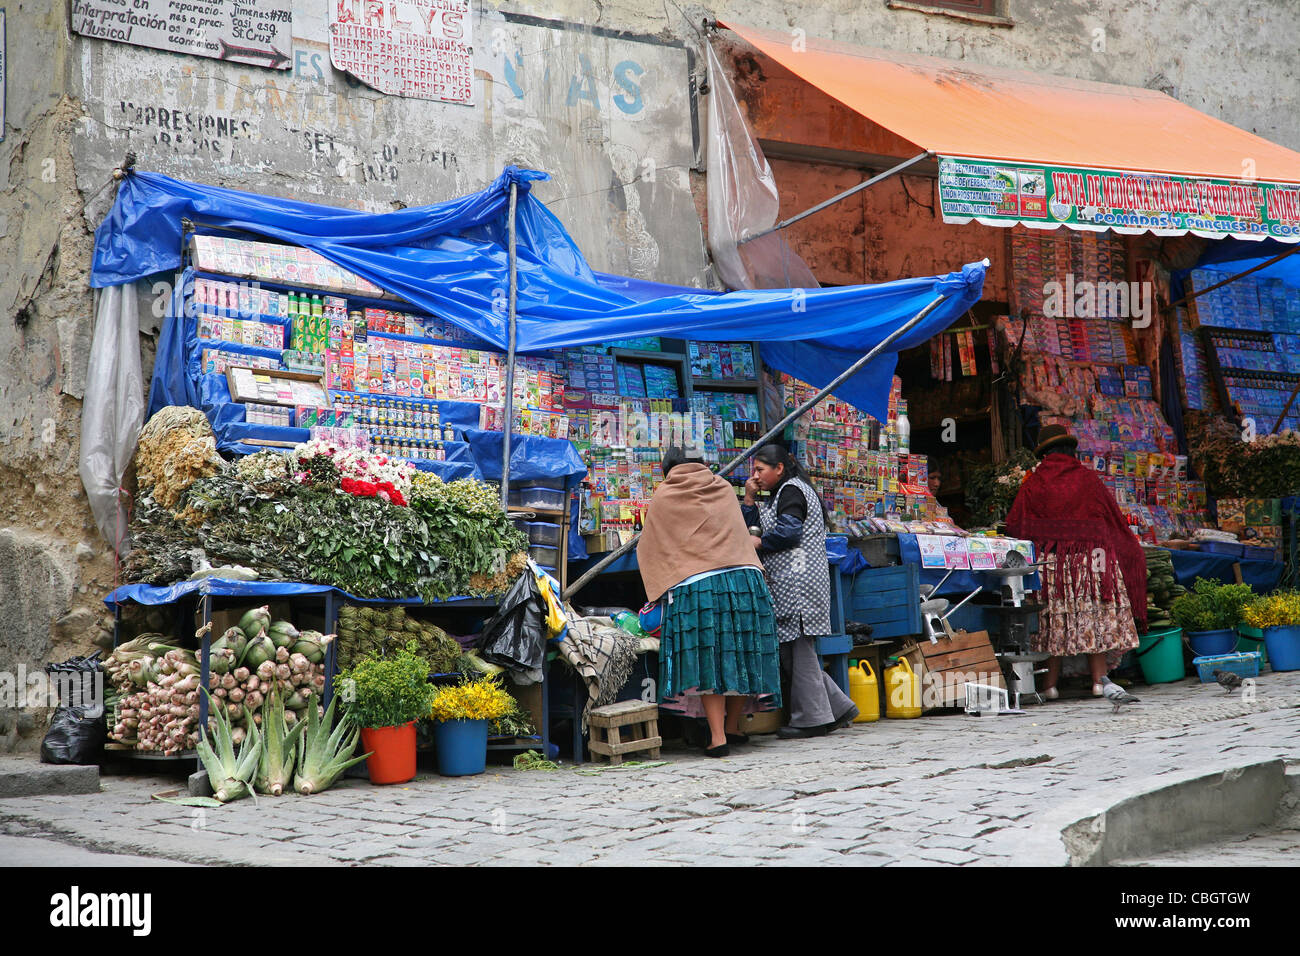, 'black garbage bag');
476,571,547,684
40,706,106,765
40,652,106,765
